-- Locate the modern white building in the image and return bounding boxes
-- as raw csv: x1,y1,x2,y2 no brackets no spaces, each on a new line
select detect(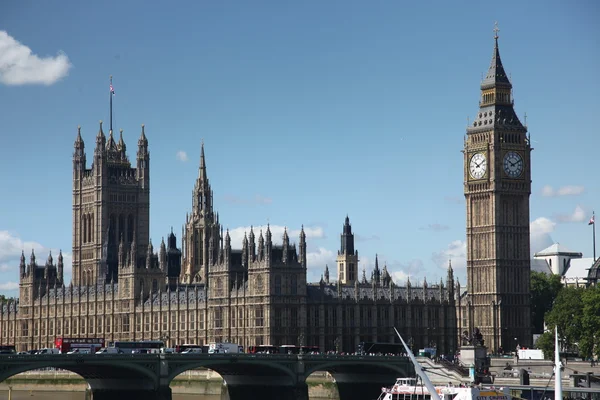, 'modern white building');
531,243,596,287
